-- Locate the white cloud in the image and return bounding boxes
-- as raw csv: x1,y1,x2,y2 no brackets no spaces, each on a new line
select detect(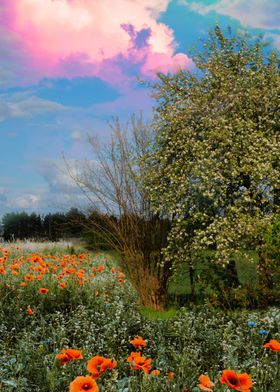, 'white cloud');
0,91,66,122
8,194,41,209
182,0,280,30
